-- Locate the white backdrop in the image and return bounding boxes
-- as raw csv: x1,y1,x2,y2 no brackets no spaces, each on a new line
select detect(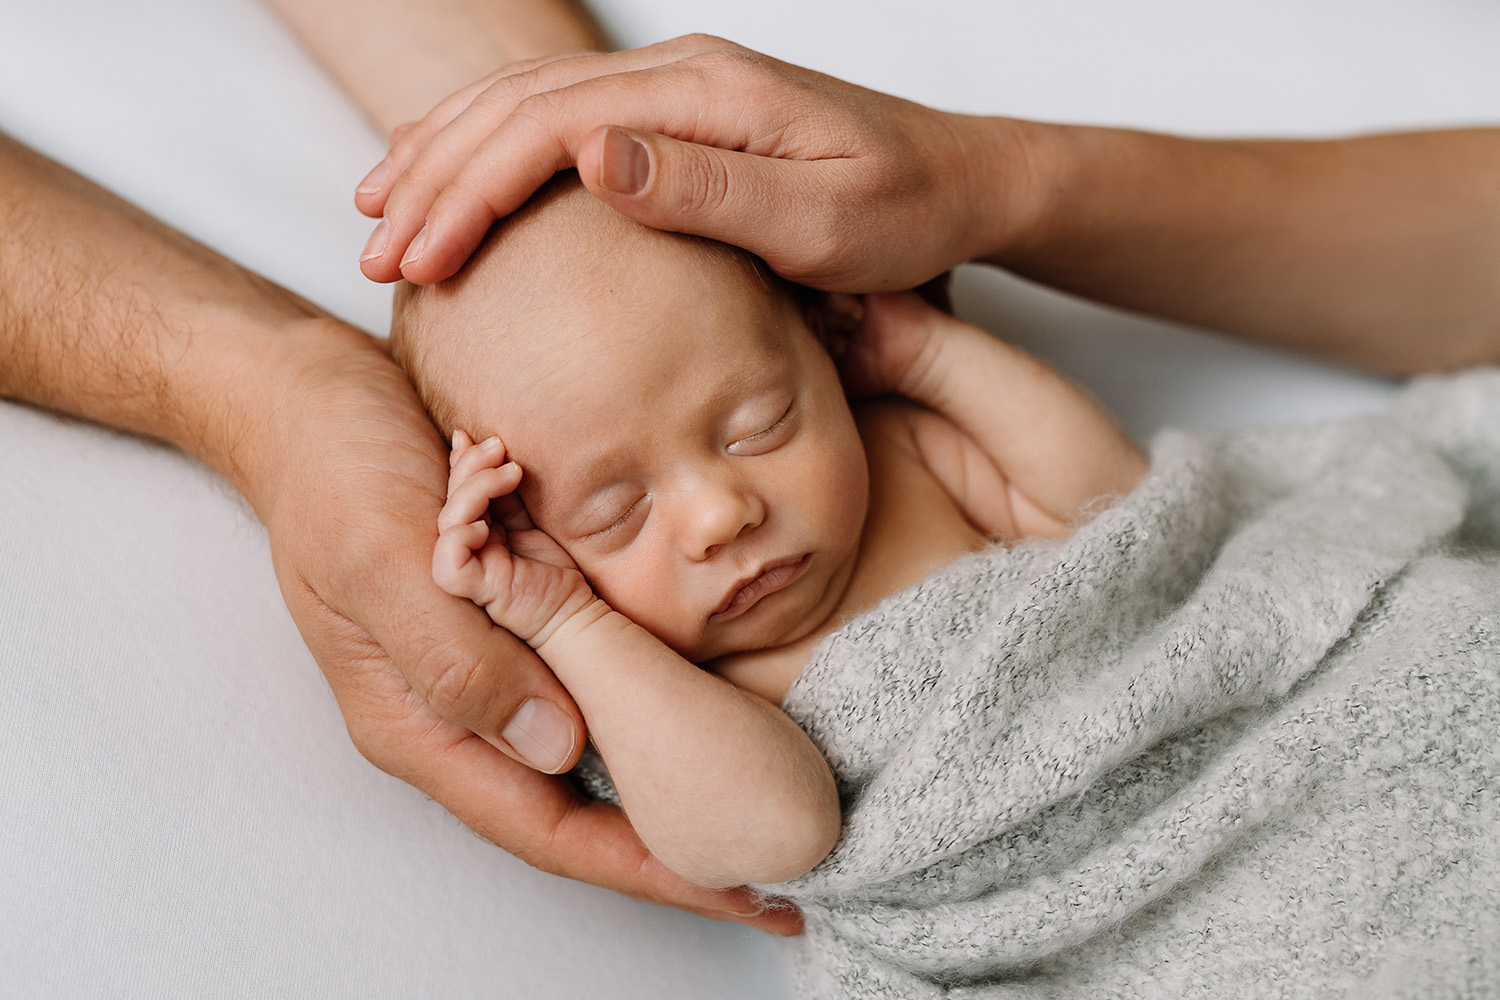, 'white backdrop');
2,1,1497,996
